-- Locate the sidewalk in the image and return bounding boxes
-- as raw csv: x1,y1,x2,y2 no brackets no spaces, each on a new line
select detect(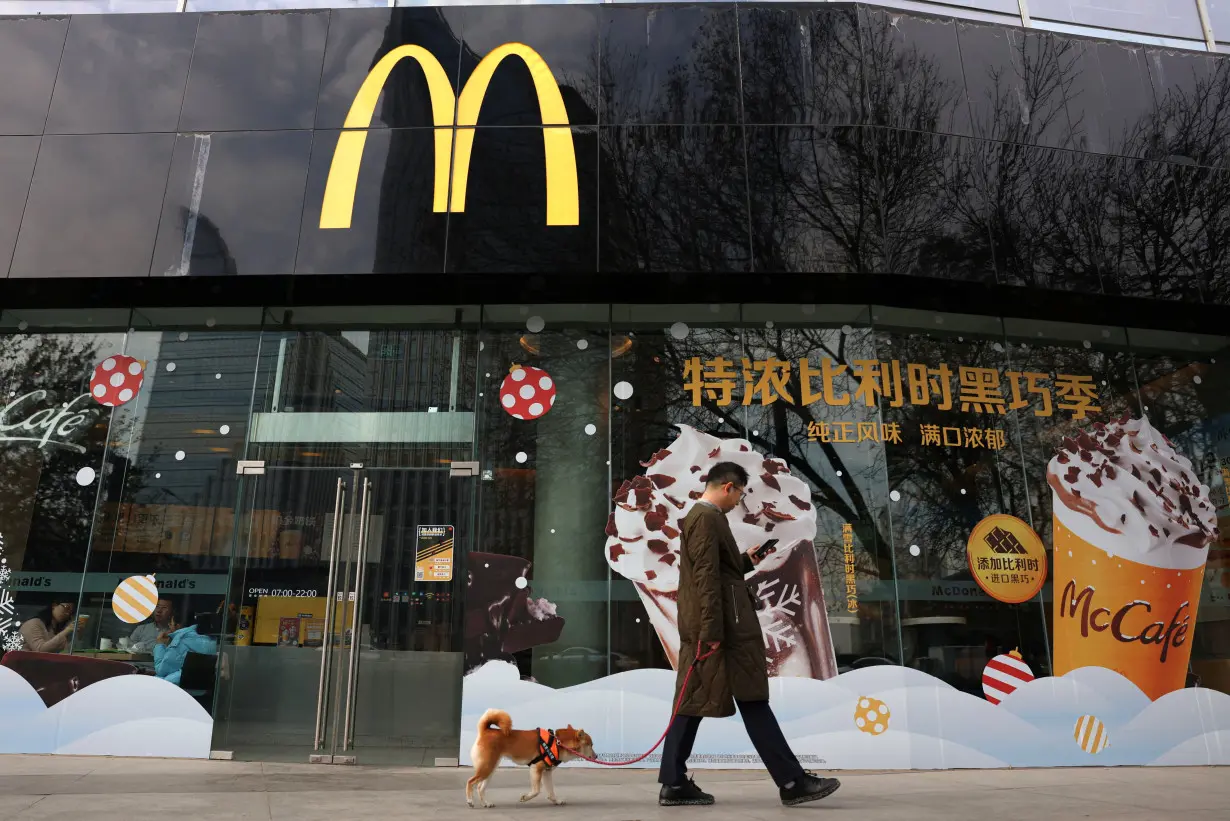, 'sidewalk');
0,756,1224,821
